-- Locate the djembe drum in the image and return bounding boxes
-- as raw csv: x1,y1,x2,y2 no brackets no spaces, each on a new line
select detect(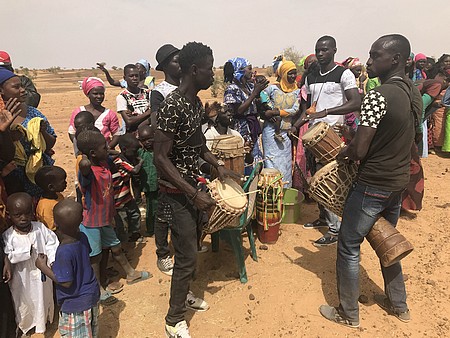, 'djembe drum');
308,160,413,266
210,135,245,183
366,218,414,267
256,168,284,244
308,160,358,216
302,122,344,164
203,177,248,234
